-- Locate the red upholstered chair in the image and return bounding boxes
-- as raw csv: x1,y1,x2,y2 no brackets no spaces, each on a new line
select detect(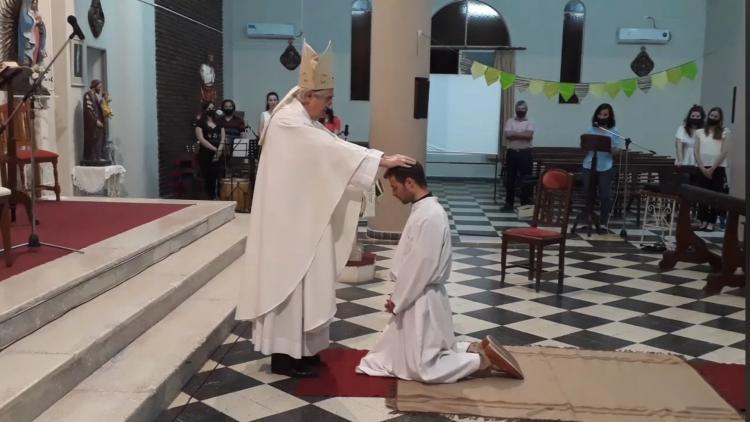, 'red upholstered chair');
0,102,61,201
501,168,574,293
